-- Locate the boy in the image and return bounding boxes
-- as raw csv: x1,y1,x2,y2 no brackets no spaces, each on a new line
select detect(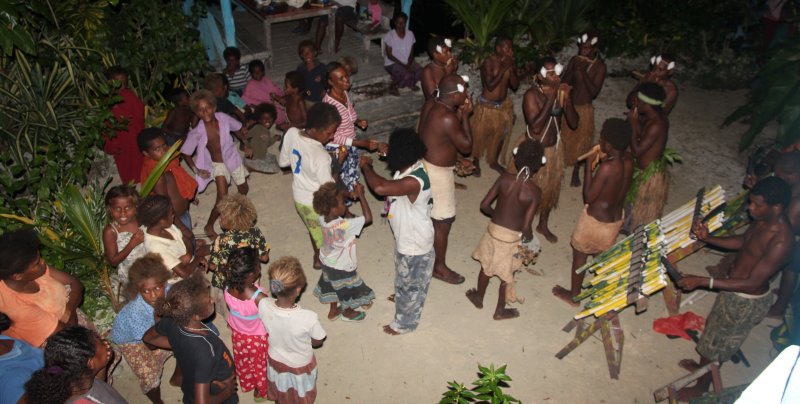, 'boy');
278,103,341,269
466,139,543,320
104,66,145,185
276,71,307,131
552,118,634,306
181,90,251,240
138,128,198,246
421,36,458,100
161,89,193,146
296,40,327,106
626,53,679,116
359,128,435,335
203,73,247,123
222,46,250,95
244,103,281,174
